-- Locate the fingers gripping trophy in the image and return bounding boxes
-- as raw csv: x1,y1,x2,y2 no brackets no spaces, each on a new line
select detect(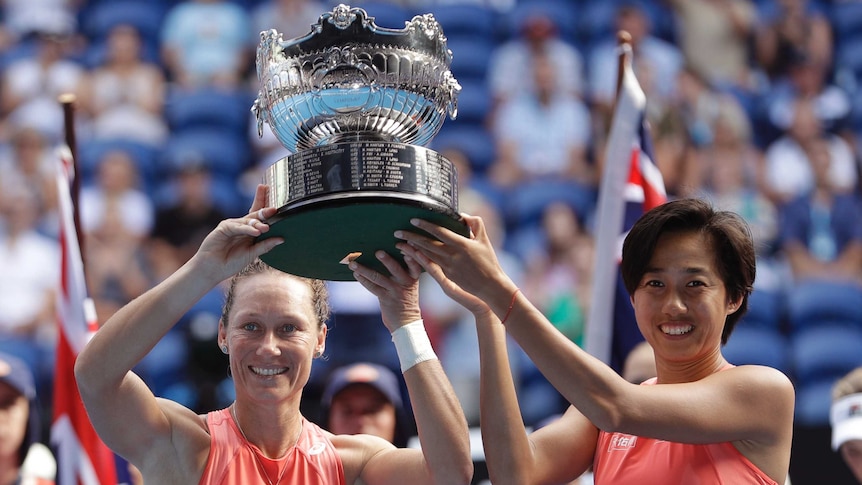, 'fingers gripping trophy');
252,4,469,280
